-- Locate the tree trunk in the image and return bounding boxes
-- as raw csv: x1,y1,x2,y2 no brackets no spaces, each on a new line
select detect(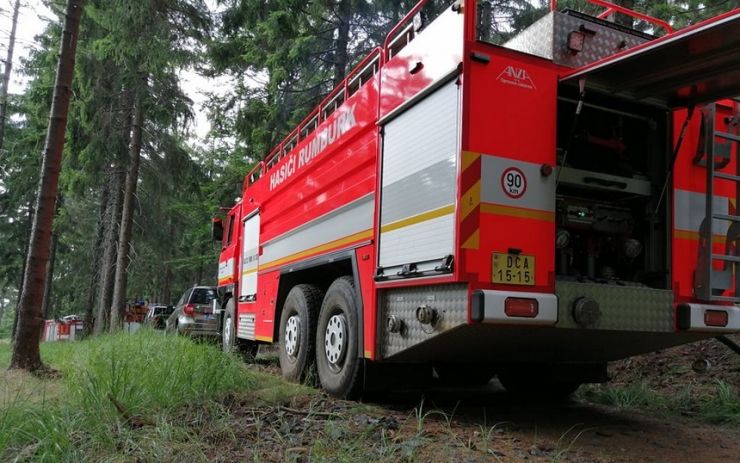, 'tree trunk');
41,225,59,319
163,266,172,304
333,0,352,87
84,177,110,334
11,204,32,341
94,167,124,335
109,89,144,332
0,291,5,328
9,0,84,372
0,0,20,152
